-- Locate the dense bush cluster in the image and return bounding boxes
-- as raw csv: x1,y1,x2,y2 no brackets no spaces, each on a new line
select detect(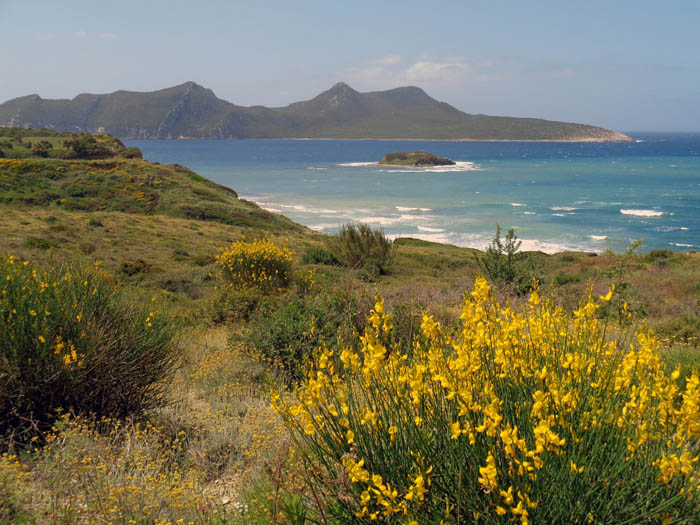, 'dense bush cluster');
216,237,294,291
275,279,700,523
0,256,179,444
326,223,394,276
